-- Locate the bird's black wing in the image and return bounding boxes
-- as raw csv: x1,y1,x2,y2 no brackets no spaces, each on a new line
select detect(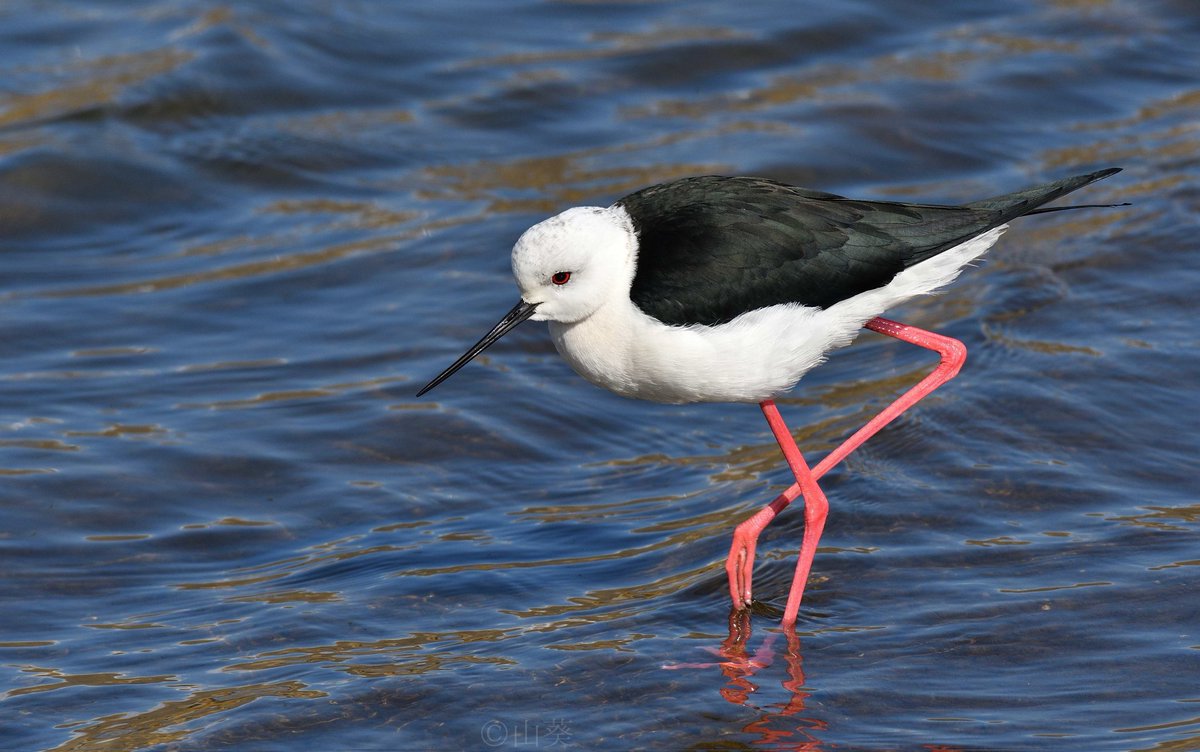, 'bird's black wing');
619,171,1118,326
619,176,998,326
